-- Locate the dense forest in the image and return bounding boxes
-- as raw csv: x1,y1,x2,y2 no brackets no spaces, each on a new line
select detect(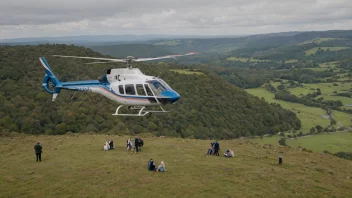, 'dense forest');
0,44,301,139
